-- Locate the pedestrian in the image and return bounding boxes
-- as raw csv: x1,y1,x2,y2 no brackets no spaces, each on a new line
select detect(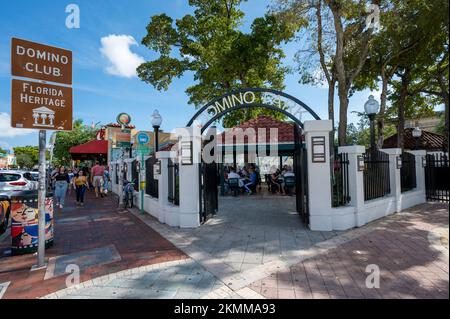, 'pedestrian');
53,166,70,209
90,161,105,198
74,170,89,206
102,166,110,196
68,169,75,195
